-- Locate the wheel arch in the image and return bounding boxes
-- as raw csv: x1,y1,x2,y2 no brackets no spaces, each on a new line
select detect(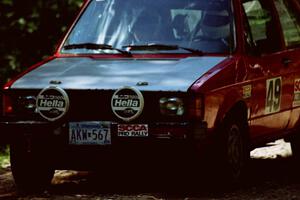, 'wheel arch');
225,101,248,124
221,100,250,140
